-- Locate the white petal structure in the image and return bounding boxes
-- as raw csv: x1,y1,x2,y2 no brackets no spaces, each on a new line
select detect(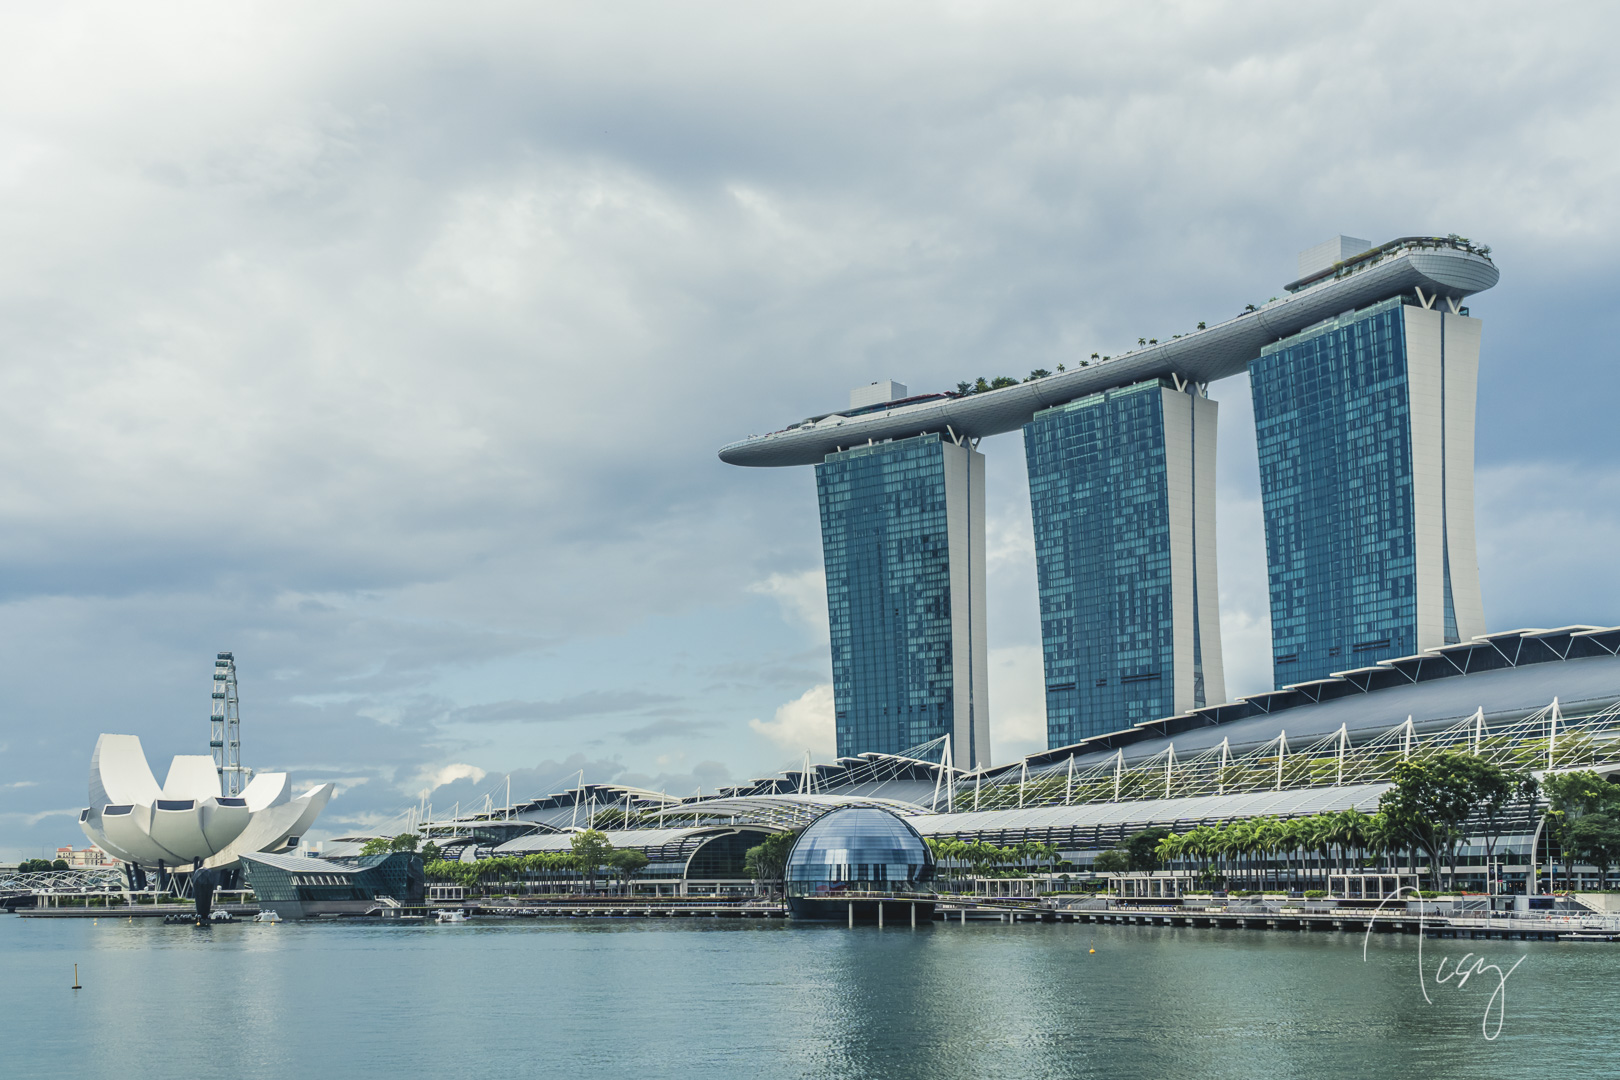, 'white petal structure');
79,734,334,870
